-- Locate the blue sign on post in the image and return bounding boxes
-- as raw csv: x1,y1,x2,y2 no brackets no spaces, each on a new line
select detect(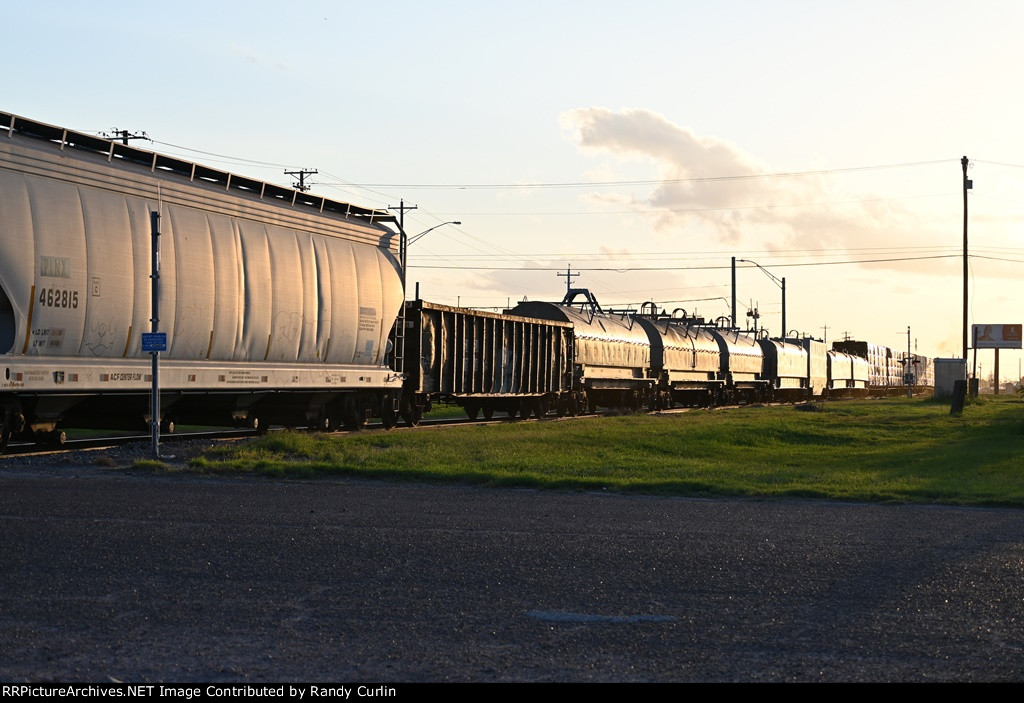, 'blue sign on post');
141,332,168,353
